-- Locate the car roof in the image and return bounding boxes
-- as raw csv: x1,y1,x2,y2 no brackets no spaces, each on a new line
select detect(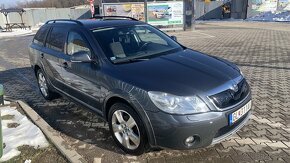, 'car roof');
45,19,146,30
79,19,146,30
